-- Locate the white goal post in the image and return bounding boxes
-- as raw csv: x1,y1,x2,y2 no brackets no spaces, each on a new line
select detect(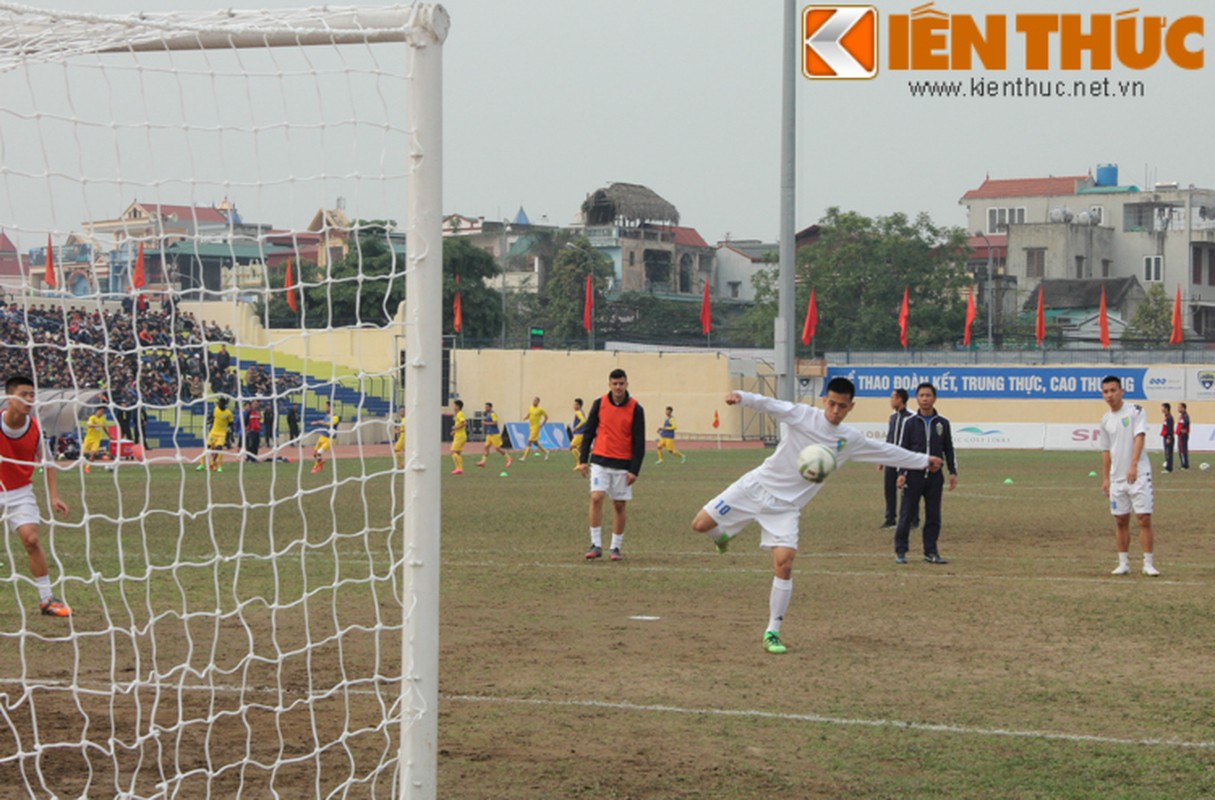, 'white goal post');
0,3,447,798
